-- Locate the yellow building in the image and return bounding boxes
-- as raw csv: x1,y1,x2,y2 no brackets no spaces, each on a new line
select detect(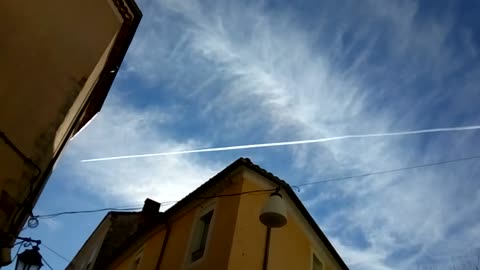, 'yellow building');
0,0,141,257
69,158,349,270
